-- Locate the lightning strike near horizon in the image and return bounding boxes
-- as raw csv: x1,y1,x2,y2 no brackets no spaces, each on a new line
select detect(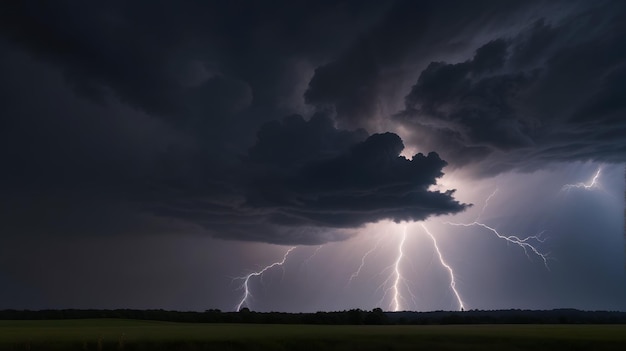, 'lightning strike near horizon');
561,168,601,191
391,226,407,311
348,237,382,284
375,225,417,312
234,247,296,311
420,223,465,311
